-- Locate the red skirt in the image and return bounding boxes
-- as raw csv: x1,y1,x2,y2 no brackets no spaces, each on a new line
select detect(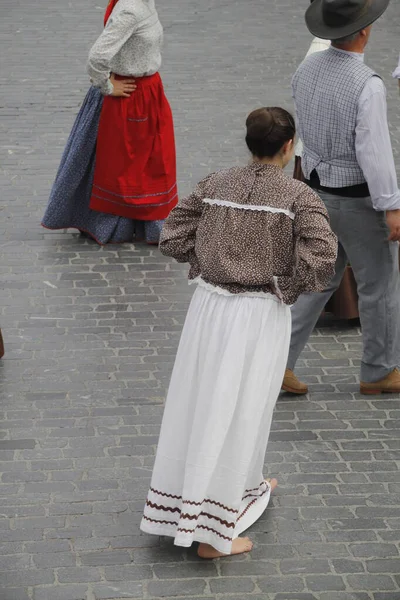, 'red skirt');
90,73,178,220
